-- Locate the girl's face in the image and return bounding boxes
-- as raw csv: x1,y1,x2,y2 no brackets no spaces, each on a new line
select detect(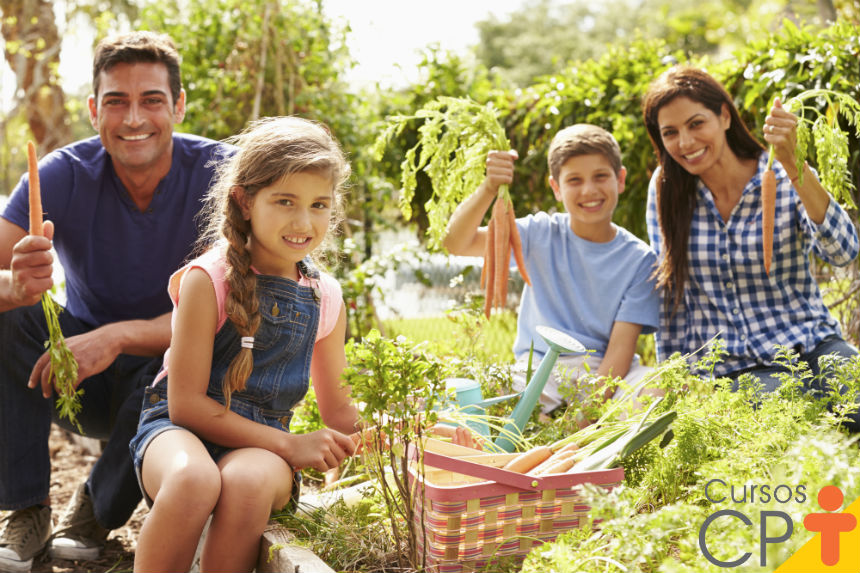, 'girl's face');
240,171,333,279
656,96,732,177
